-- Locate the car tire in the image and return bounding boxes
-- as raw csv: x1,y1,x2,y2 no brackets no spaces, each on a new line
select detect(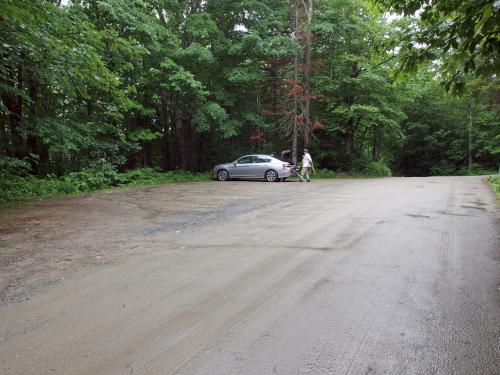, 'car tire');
217,169,230,181
265,169,278,182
